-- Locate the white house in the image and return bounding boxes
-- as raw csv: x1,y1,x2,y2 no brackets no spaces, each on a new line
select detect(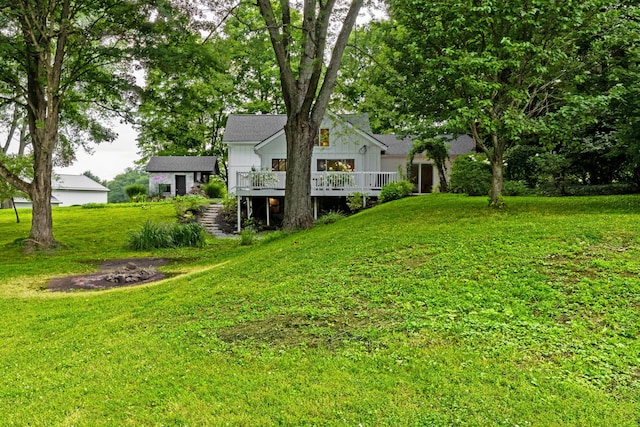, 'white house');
146,156,220,197
223,113,475,228
7,174,109,208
